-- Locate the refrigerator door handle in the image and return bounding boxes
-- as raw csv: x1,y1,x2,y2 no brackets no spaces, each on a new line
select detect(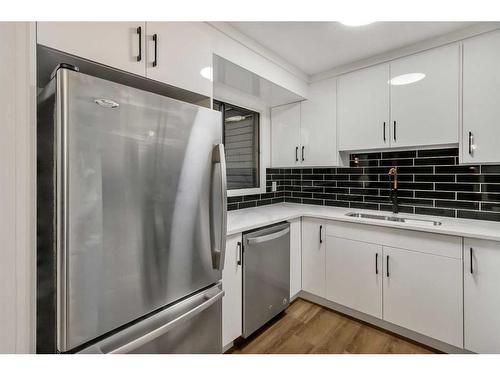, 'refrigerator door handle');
97,288,224,354
211,143,227,270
